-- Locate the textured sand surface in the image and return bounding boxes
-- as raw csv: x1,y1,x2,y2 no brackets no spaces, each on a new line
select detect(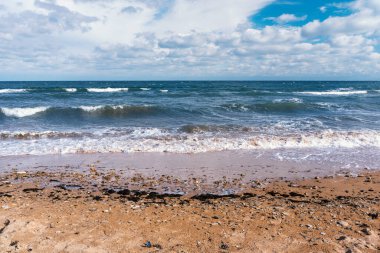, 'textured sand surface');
0,171,379,252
